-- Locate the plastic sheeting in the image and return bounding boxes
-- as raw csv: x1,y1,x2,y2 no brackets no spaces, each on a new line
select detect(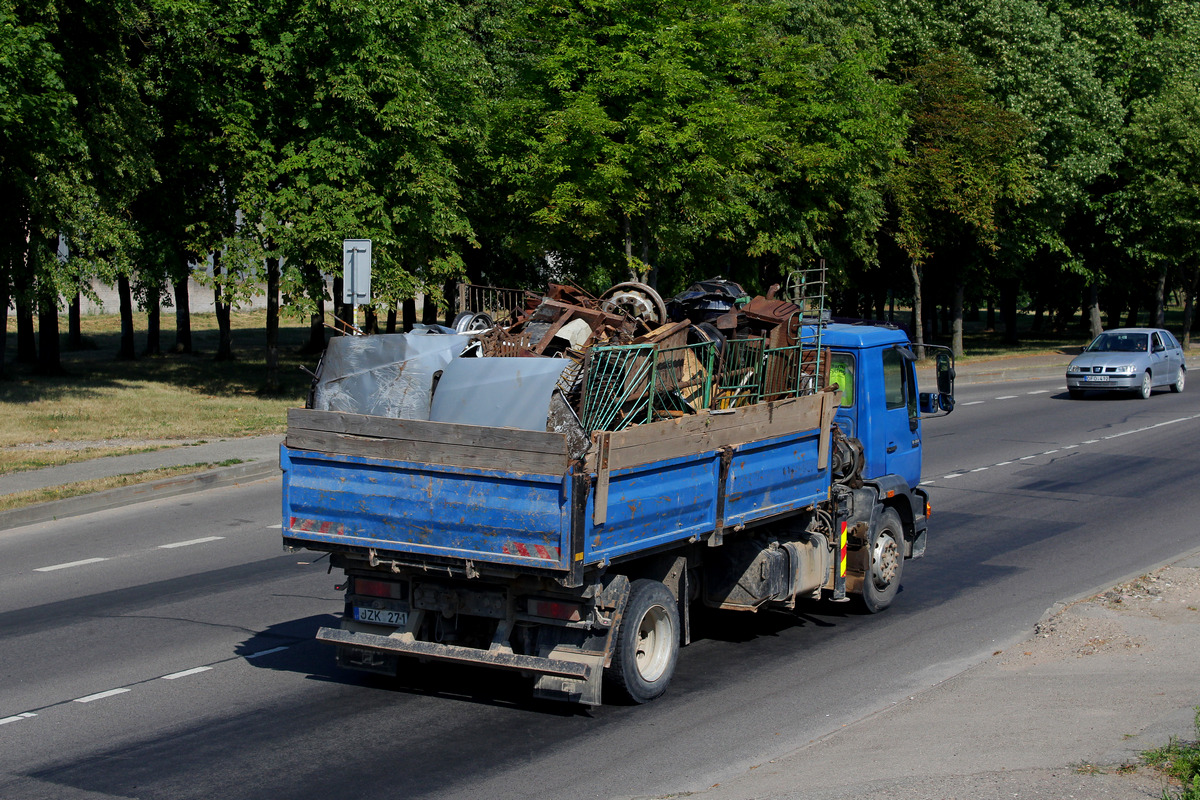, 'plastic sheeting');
312,333,474,419
429,357,571,431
